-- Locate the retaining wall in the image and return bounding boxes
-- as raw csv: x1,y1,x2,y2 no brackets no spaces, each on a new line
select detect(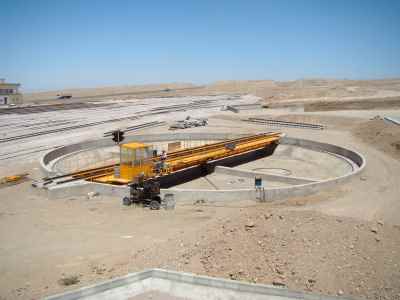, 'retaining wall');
47,181,129,199
45,268,351,300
